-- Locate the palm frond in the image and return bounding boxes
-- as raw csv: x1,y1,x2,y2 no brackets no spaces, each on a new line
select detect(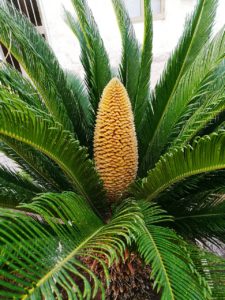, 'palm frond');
140,1,222,174
0,193,142,299
0,63,44,110
156,170,225,216
0,163,41,193
190,246,225,299
0,138,72,192
64,10,92,93
0,97,107,214
0,164,39,207
0,2,90,144
133,132,225,201
65,71,94,149
174,195,225,245
70,0,112,113
134,0,153,133
0,85,73,191
171,60,225,148
64,11,95,121
153,169,225,246
137,201,210,300
112,0,141,109
0,2,74,132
